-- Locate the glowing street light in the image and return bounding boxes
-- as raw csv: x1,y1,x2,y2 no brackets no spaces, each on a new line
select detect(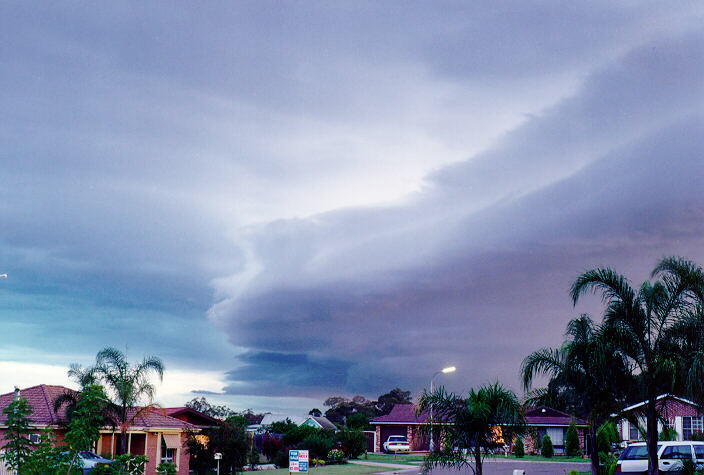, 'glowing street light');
429,366,456,452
